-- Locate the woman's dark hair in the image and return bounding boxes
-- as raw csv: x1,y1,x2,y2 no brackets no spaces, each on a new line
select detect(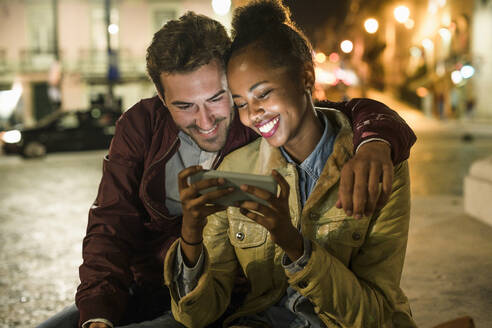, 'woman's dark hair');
227,0,313,80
